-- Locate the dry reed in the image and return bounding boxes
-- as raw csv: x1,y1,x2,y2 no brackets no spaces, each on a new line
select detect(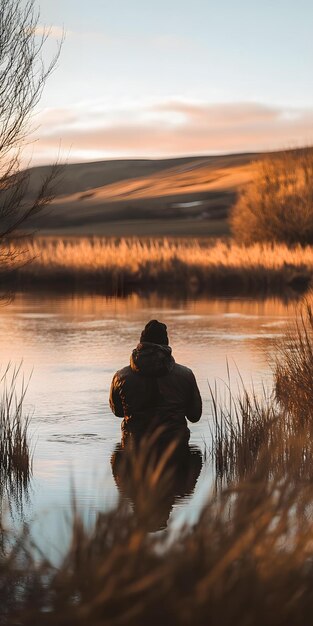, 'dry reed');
5,426,313,626
5,236,313,293
275,300,313,423
0,364,32,519
209,382,279,487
